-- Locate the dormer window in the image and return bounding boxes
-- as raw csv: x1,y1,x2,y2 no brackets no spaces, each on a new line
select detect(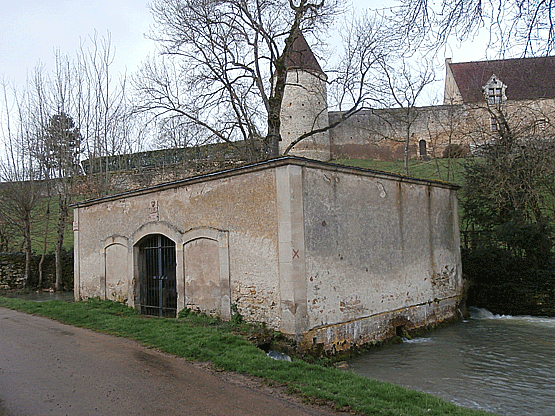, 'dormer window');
488,87,502,104
537,119,548,131
483,75,507,105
